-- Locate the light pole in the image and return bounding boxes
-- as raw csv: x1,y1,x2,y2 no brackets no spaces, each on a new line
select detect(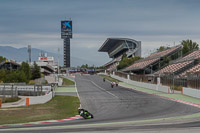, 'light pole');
57,48,60,74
